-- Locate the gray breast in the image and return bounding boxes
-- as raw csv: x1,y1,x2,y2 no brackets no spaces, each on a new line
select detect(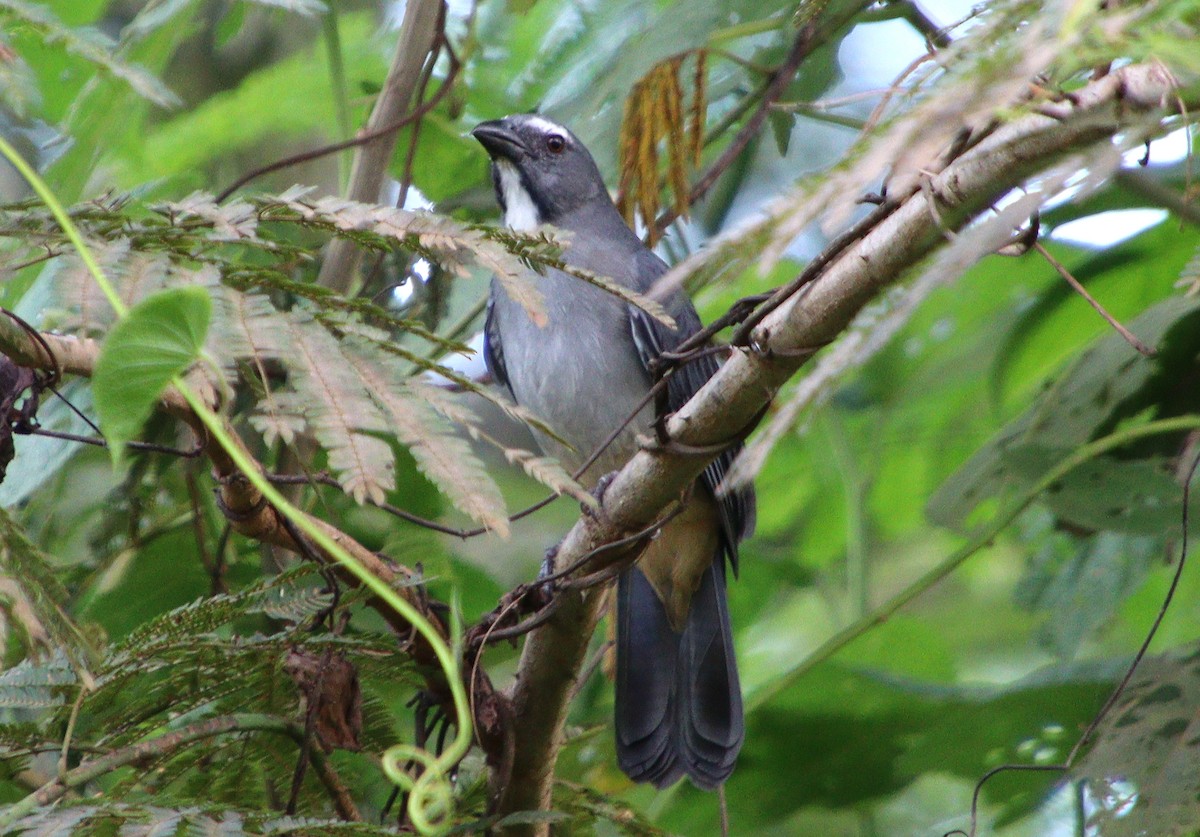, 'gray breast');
491,268,652,480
